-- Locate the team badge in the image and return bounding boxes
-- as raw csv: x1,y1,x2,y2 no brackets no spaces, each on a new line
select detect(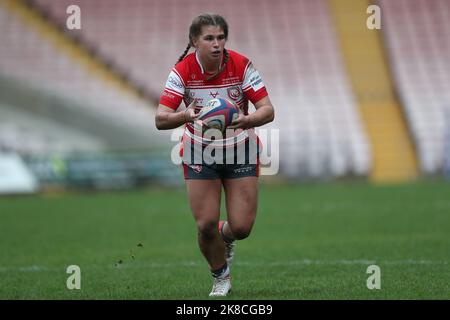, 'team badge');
227,86,241,101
